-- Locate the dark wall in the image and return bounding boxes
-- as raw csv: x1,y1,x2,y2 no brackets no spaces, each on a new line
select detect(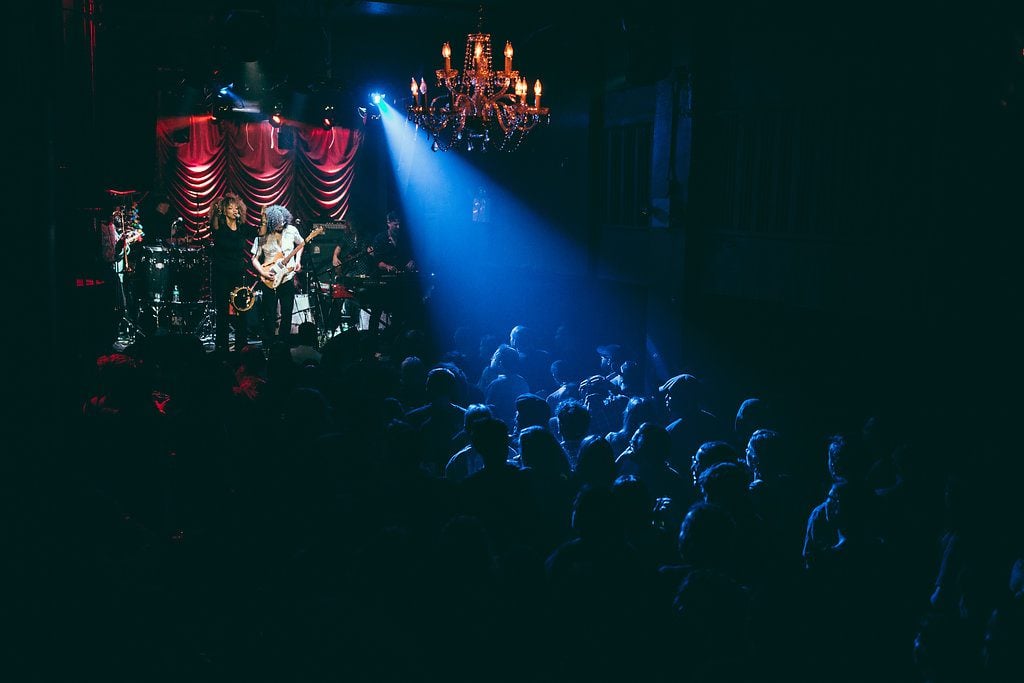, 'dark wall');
690,2,1021,431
